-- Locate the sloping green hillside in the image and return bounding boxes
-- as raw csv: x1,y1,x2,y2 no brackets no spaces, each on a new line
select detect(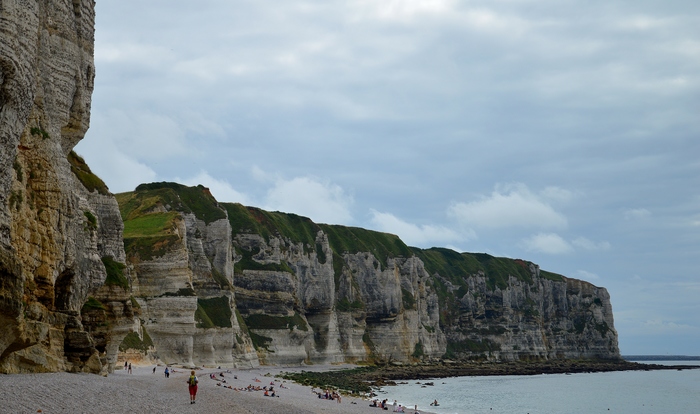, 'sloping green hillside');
118,182,226,224
116,182,227,260
223,203,413,275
